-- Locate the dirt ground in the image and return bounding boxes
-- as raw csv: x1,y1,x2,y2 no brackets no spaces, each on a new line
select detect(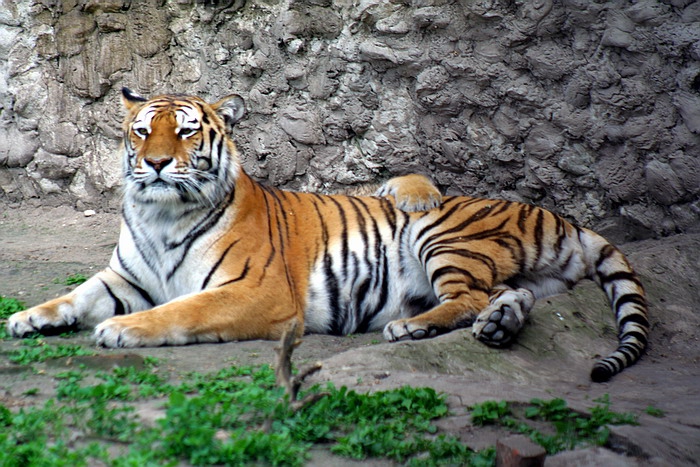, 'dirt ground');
1,205,699,466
